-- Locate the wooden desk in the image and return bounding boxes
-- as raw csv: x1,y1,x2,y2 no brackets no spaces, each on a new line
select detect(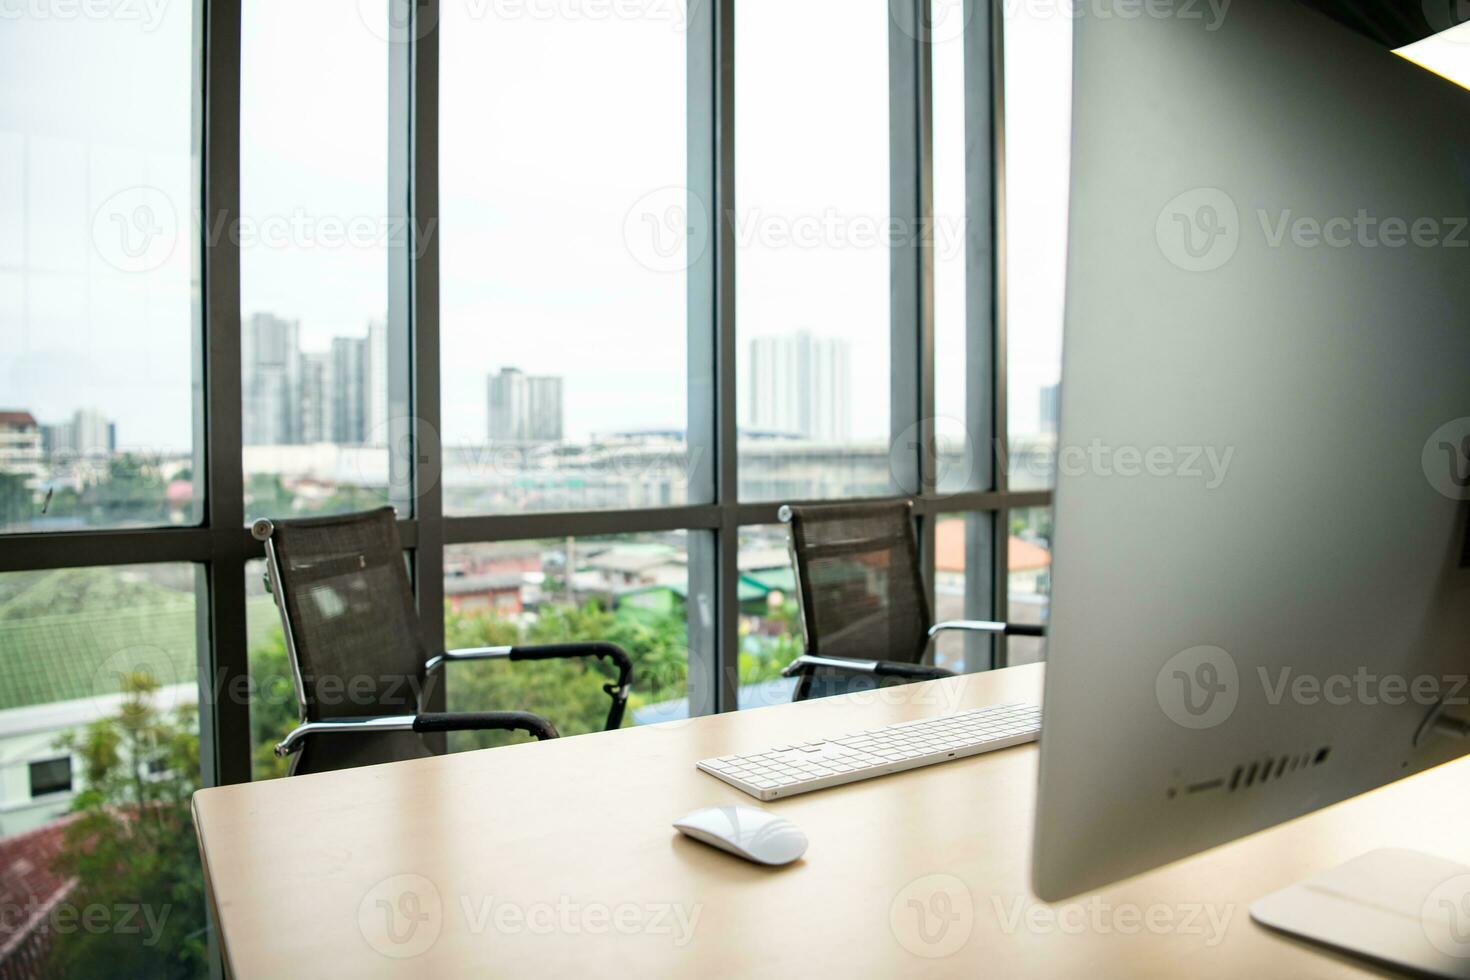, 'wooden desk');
194,664,1463,977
